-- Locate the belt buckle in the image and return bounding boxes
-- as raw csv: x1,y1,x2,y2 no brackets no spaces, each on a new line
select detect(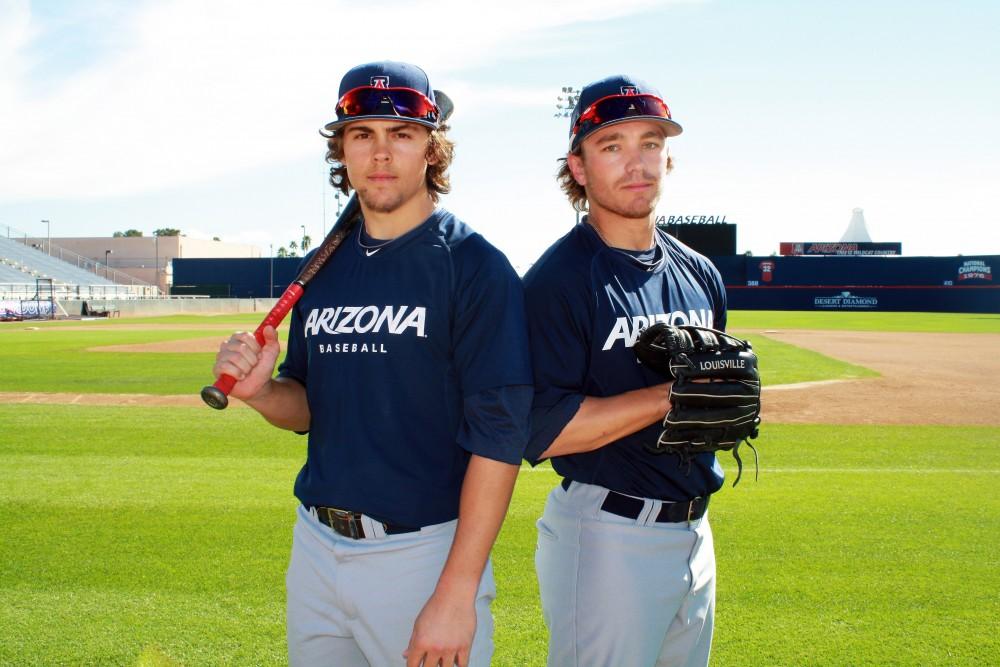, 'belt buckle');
687,498,697,523
329,507,363,539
